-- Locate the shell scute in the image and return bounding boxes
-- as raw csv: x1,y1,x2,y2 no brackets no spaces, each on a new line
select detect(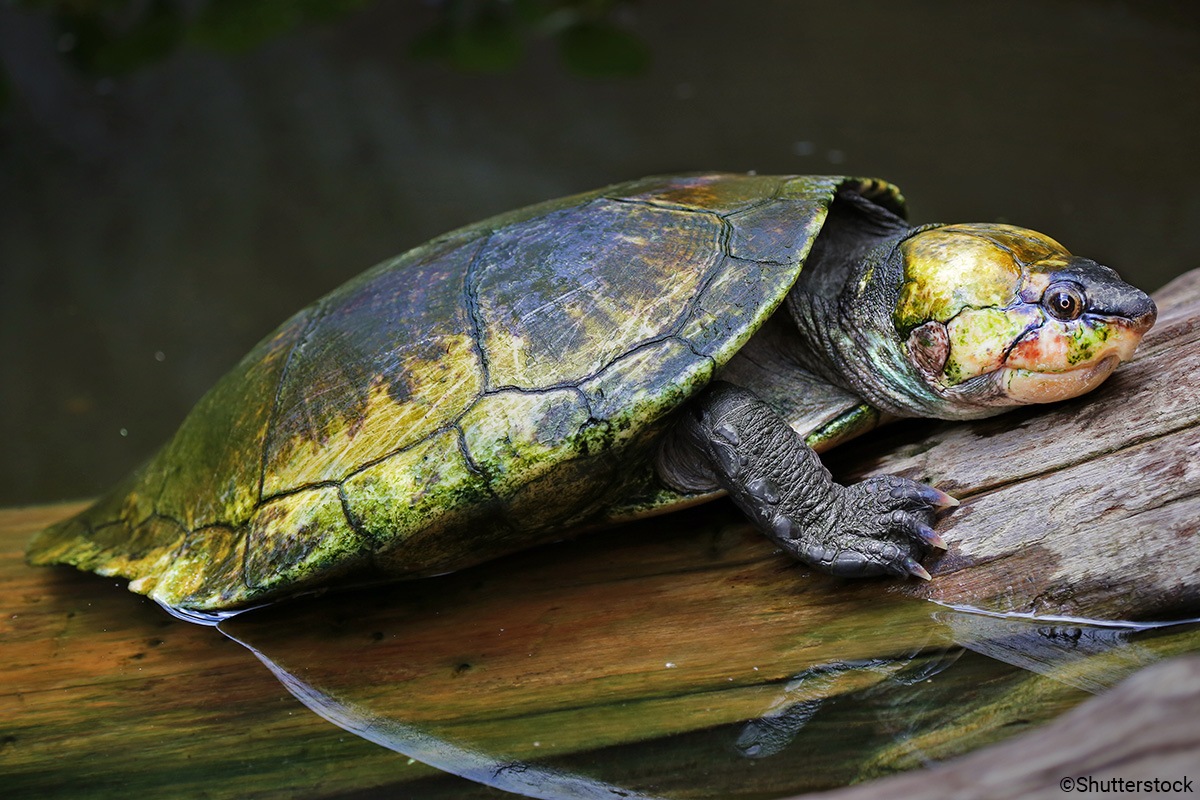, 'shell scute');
157,307,313,530
461,390,614,537
460,390,592,484
262,237,486,496
726,189,832,264
472,199,721,389
28,173,900,611
154,525,245,609
342,428,499,573
244,486,366,591
679,257,793,355
611,172,786,215
579,338,713,441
